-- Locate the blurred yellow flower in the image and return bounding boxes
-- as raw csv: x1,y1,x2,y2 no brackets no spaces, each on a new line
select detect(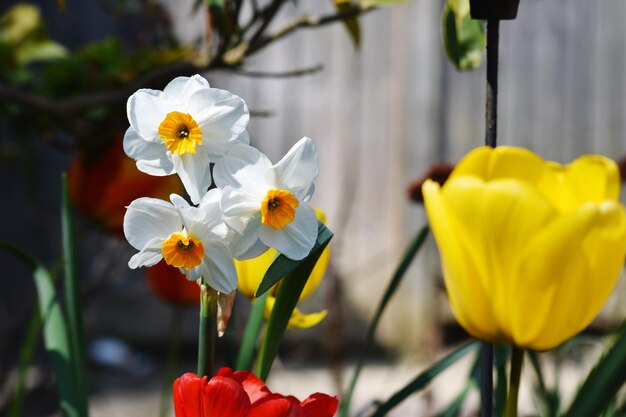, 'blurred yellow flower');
423,146,626,350
236,209,330,329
